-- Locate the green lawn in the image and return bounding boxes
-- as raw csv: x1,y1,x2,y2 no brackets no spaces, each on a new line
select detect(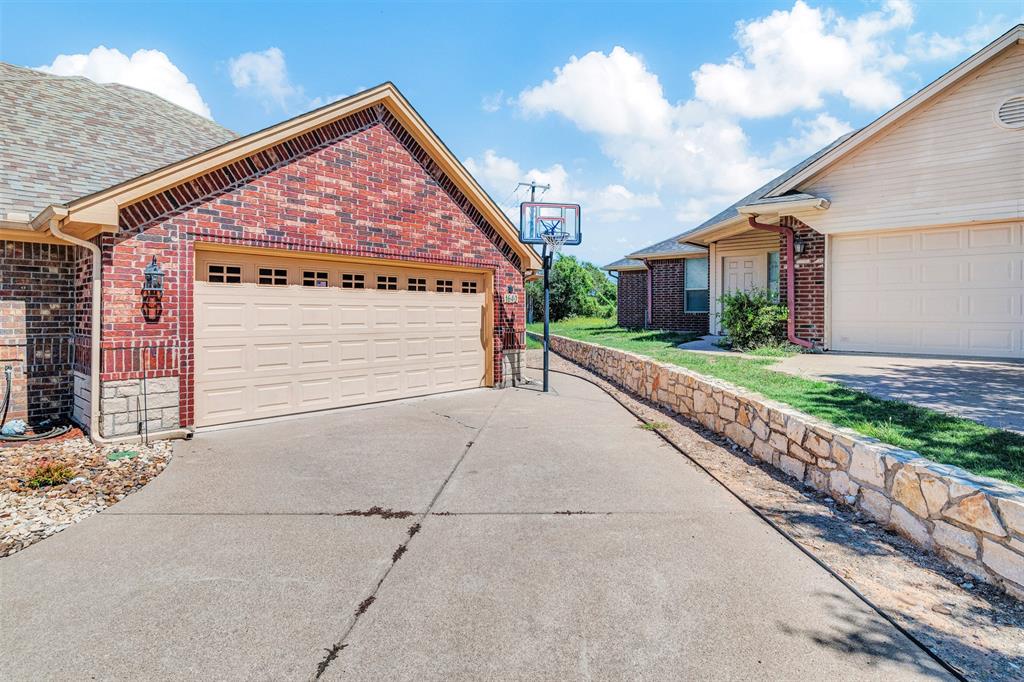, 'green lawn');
527,317,1024,486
